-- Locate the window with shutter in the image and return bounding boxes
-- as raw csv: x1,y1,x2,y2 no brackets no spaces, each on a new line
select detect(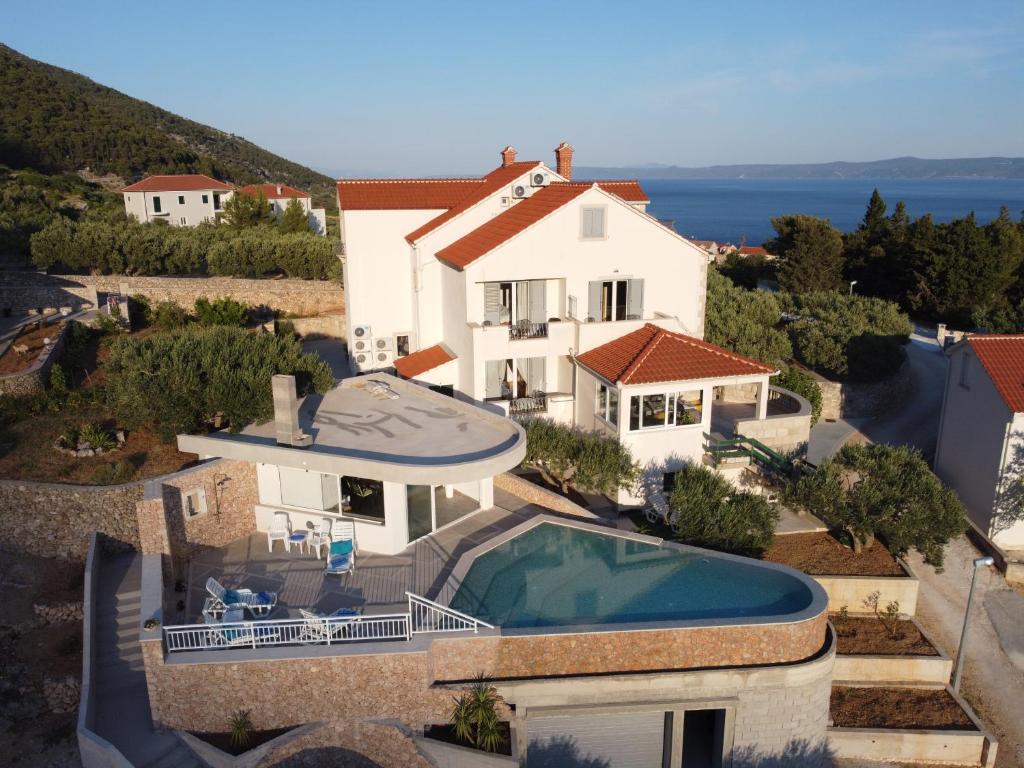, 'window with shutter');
626,278,644,319
588,281,602,321
483,283,501,325
581,206,606,238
